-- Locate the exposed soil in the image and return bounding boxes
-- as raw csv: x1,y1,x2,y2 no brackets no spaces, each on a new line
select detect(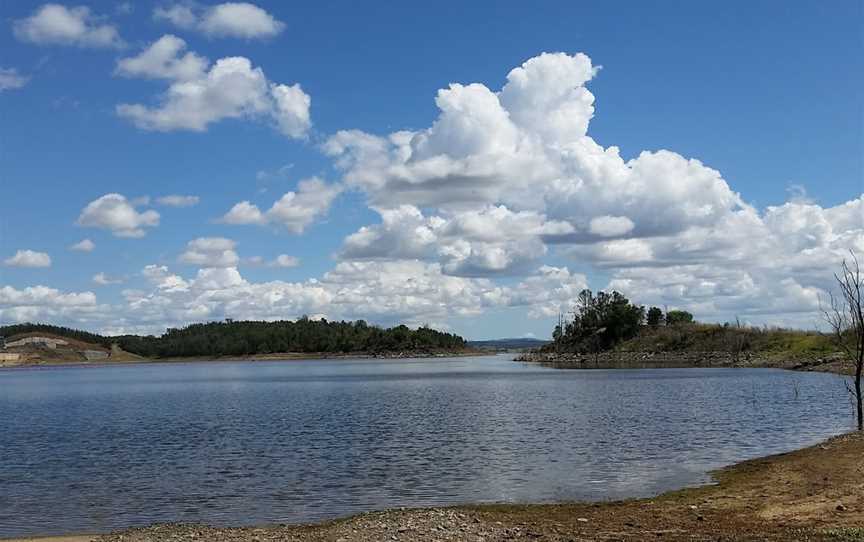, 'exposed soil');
8,432,863,542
